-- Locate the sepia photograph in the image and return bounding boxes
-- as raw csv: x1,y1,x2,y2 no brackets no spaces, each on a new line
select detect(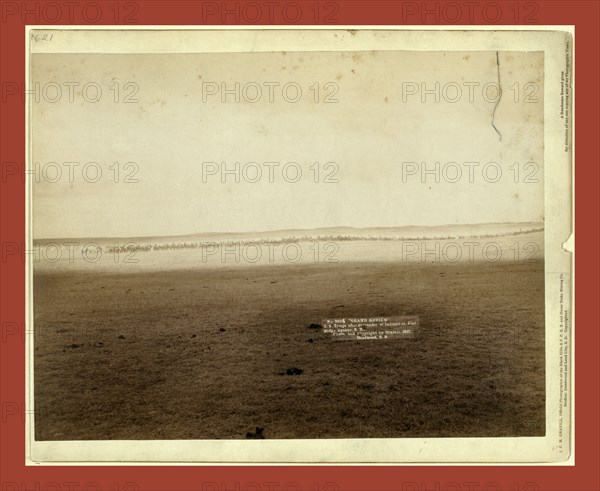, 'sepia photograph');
26,28,572,463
